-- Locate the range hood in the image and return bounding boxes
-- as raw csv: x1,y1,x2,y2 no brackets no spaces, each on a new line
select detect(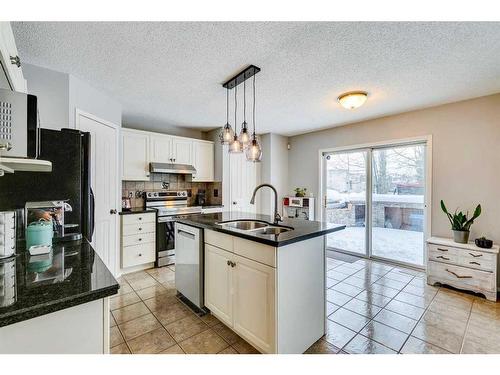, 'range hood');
149,162,196,175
